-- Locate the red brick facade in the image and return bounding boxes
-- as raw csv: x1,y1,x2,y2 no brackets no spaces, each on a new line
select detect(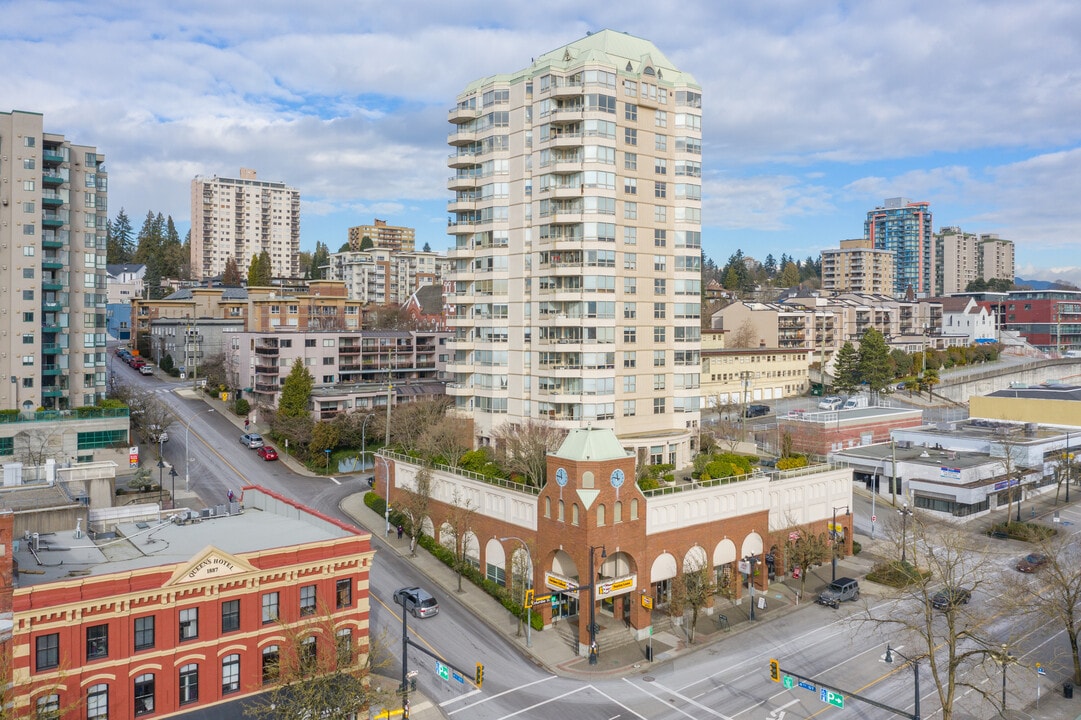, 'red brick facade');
12,488,374,719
